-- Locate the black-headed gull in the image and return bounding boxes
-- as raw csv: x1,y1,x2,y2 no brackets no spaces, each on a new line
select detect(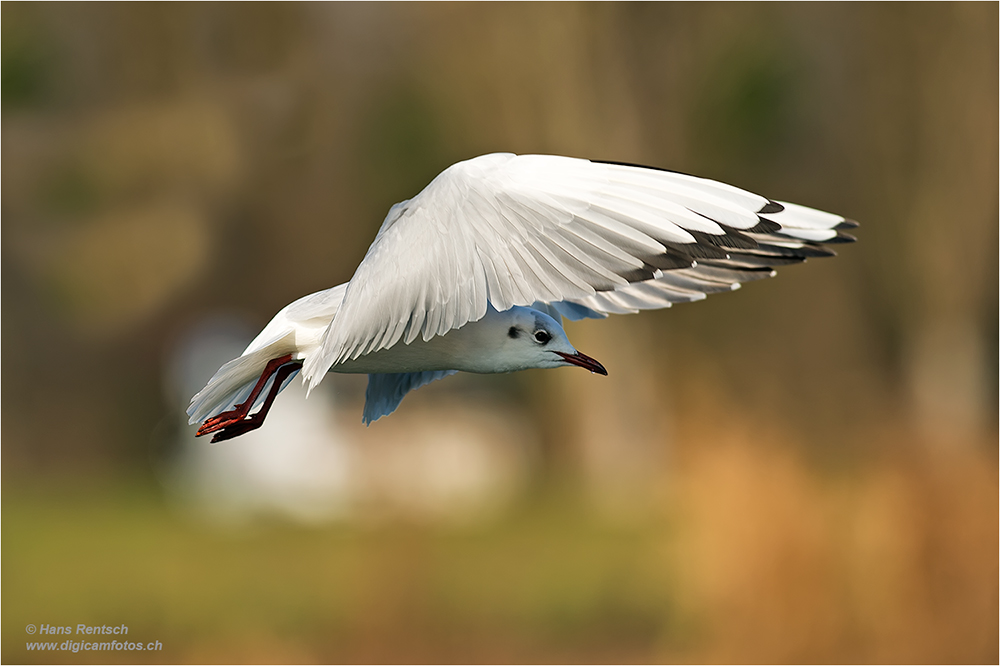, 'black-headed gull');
190,153,855,441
